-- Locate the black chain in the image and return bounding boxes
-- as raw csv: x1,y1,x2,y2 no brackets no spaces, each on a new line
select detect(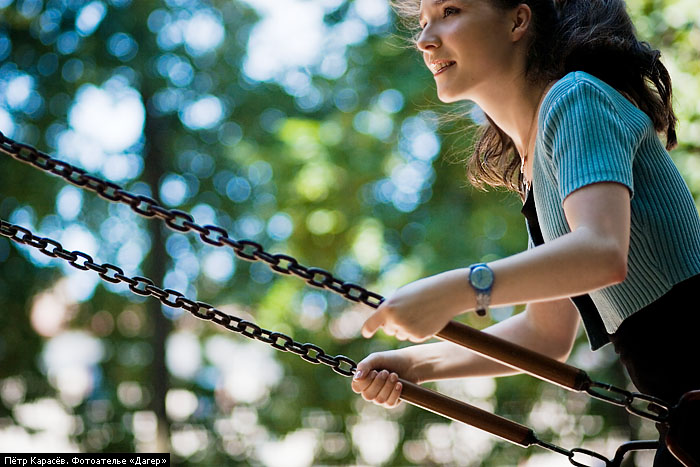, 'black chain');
585,380,670,423
0,132,675,445
0,131,384,310
0,133,676,416
0,219,357,378
0,135,673,467
2,218,662,467
534,438,660,467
